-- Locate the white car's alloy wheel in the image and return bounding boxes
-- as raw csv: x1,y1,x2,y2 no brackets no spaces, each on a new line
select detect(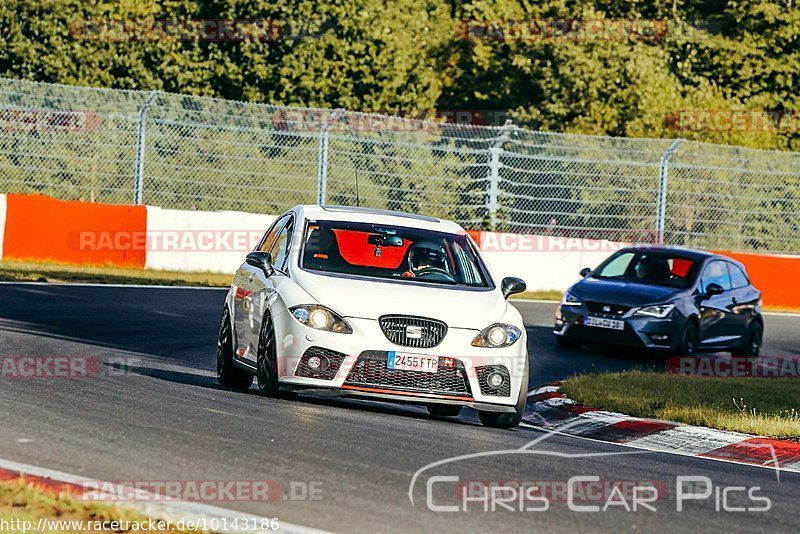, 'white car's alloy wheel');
216,308,253,390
